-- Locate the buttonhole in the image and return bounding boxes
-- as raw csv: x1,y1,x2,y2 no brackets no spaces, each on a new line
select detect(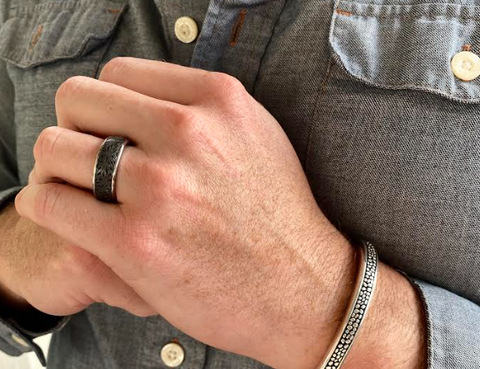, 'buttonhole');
107,8,122,14
336,8,353,16
229,9,247,47
28,24,43,53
